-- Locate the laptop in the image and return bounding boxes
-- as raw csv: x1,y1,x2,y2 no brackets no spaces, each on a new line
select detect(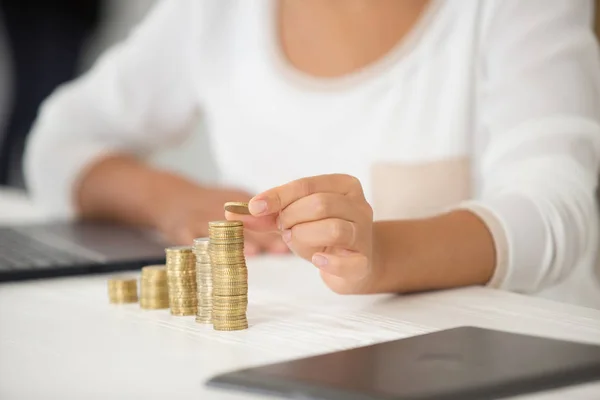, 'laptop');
0,220,168,282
